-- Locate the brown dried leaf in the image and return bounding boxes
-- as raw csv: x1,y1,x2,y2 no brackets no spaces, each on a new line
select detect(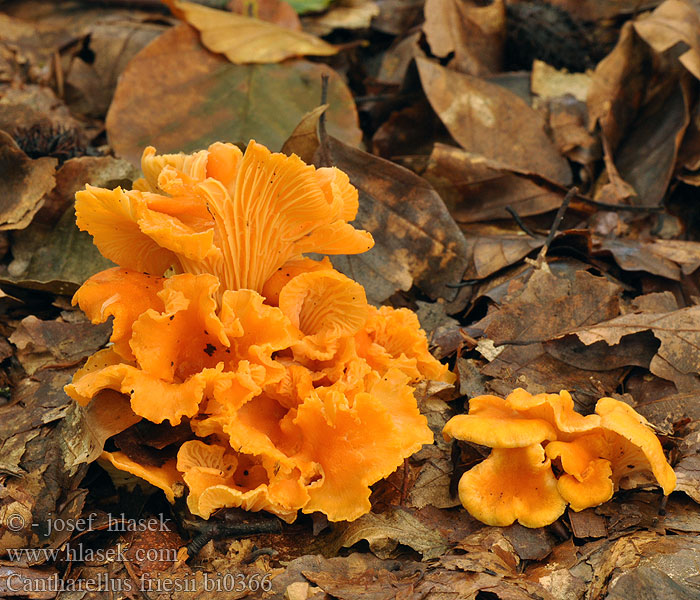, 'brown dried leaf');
423,0,505,75
633,0,700,81
63,16,167,118
312,135,470,305
106,24,360,166
568,305,700,390
425,143,564,223
595,238,682,280
0,370,89,555
0,131,56,231
8,315,111,375
479,267,624,406
173,0,337,63
458,225,543,281
228,0,301,29
304,0,380,36
320,507,450,560
417,58,572,185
